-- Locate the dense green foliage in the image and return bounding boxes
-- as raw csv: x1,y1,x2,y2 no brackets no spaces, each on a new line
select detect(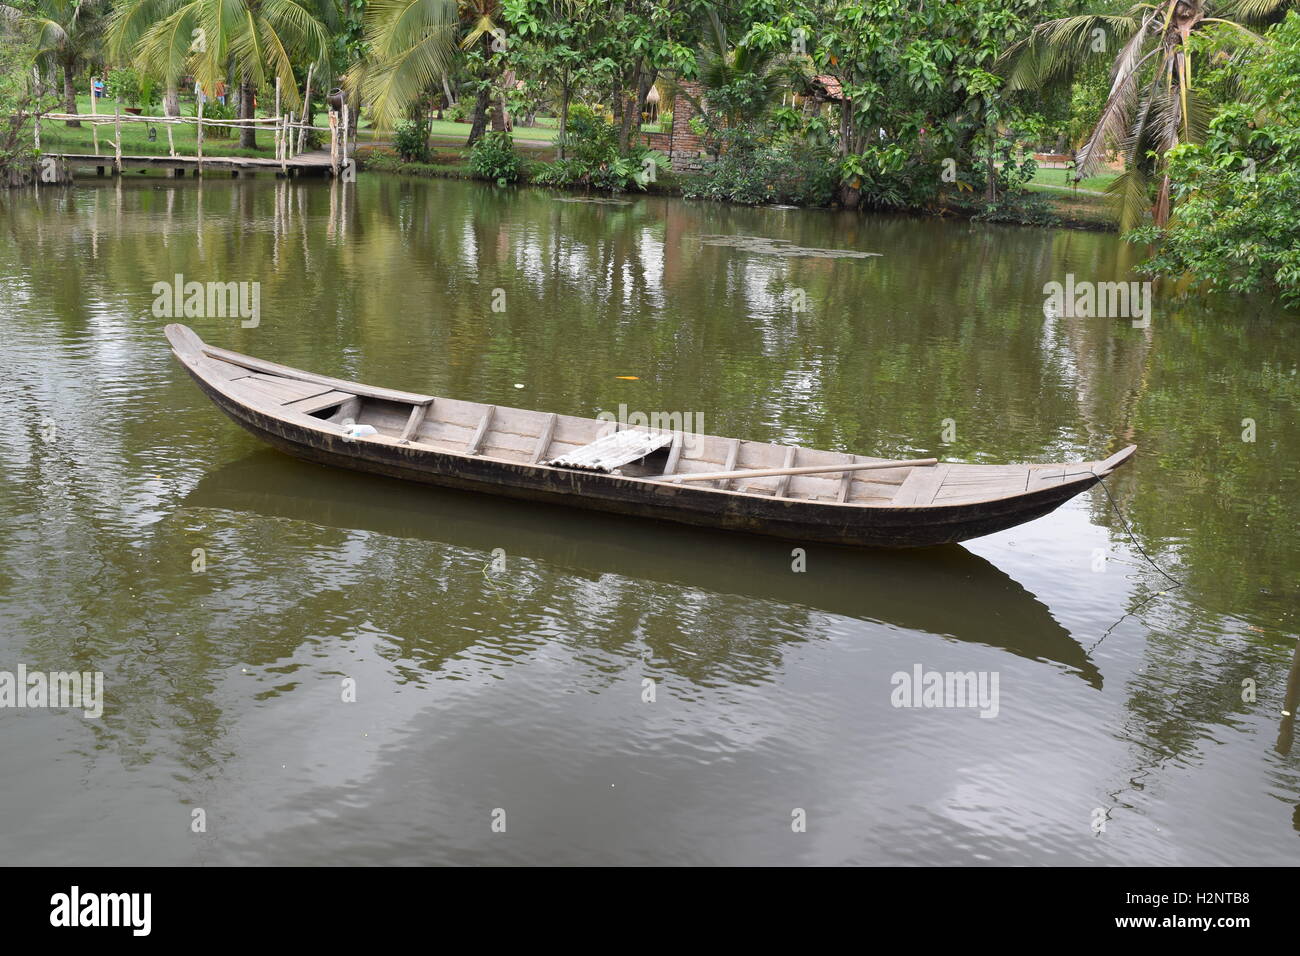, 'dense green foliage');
532,103,663,192
0,28,49,181
1129,12,1300,305
2,0,1299,305
104,65,156,108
